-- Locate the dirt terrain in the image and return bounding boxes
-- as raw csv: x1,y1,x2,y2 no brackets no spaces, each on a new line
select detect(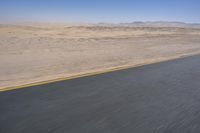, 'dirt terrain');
1,23,200,89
